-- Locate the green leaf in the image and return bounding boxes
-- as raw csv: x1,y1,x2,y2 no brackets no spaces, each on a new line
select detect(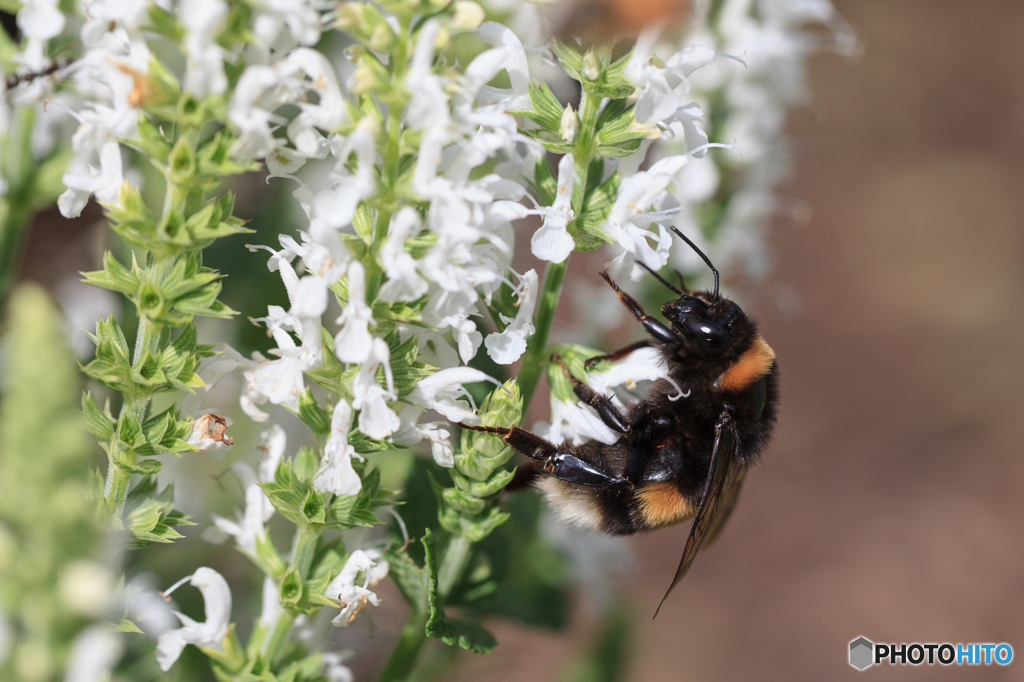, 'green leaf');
353,202,375,244
81,392,115,439
597,107,659,146
550,37,583,81
575,171,619,250
386,549,429,612
455,380,522,482
423,530,497,654
280,567,304,606
30,146,73,209
297,389,330,435
510,82,564,132
300,488,327,524
531,157,557,207
111,619,144,634
442,488,486,516
294,446,320,485
254,532,287,579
